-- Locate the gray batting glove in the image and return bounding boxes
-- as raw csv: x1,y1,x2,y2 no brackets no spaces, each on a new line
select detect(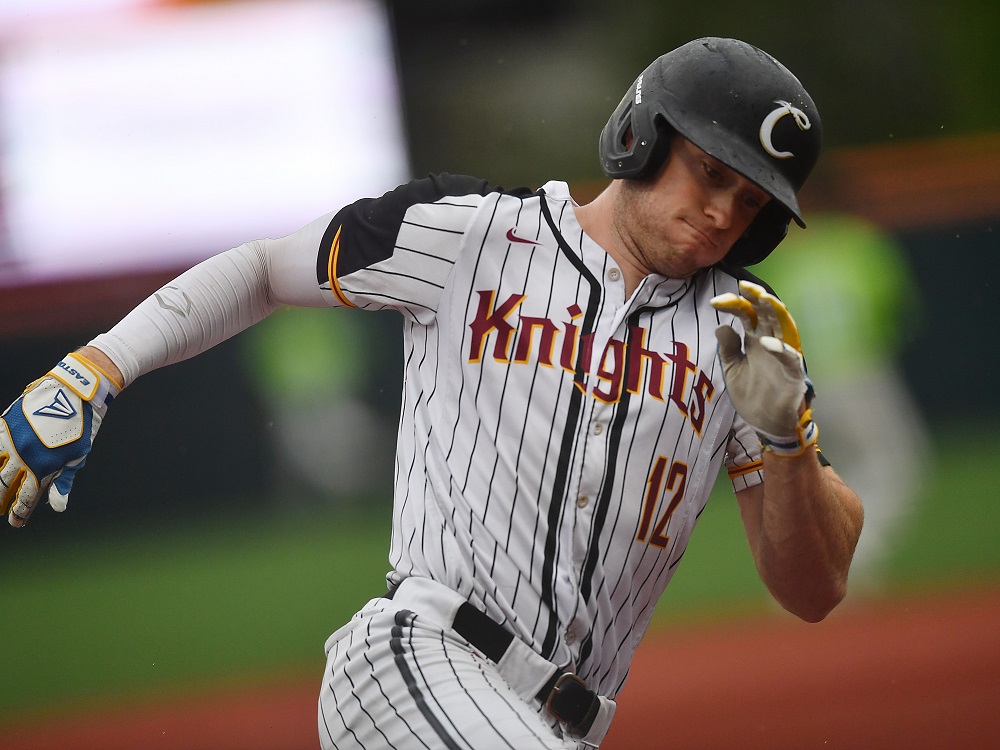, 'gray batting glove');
0,353,119,527
710,281,818,457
